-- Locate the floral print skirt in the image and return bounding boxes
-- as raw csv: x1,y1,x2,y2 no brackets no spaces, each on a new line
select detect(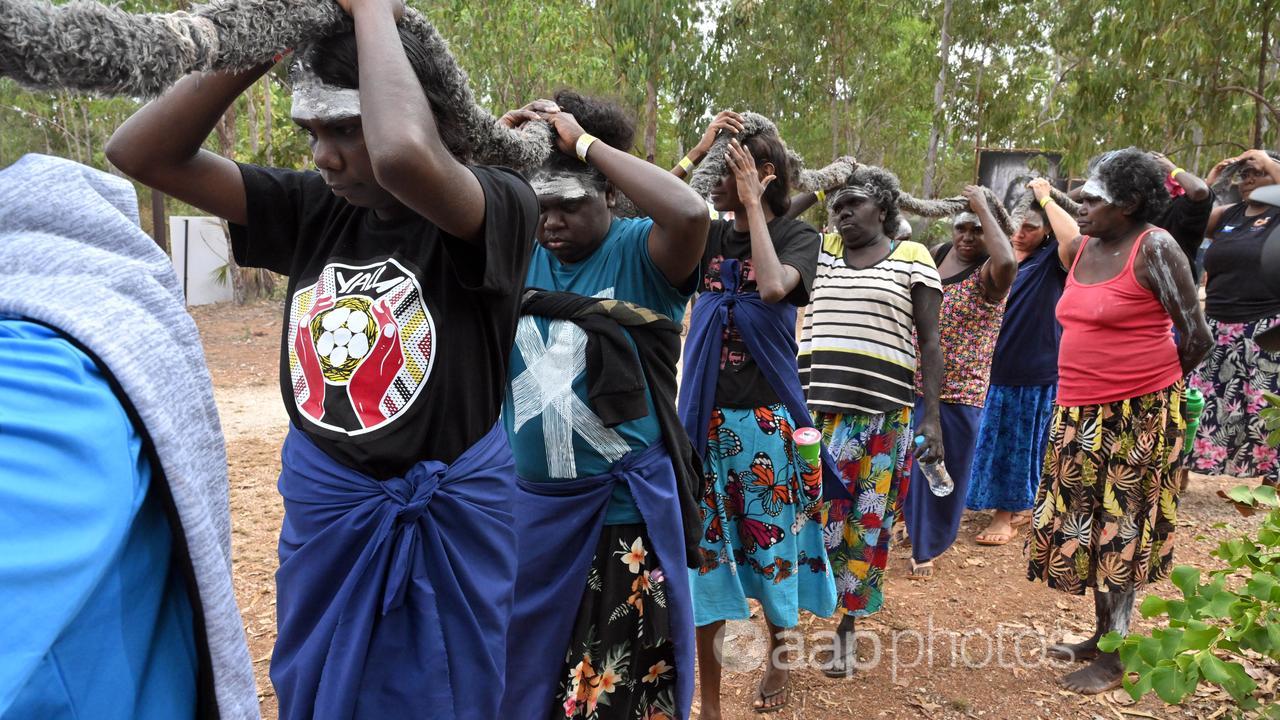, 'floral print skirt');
1027,382,1185,595
689,404,836,628
1188,314,1280,483
554,524,677,720
817,407,913,617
